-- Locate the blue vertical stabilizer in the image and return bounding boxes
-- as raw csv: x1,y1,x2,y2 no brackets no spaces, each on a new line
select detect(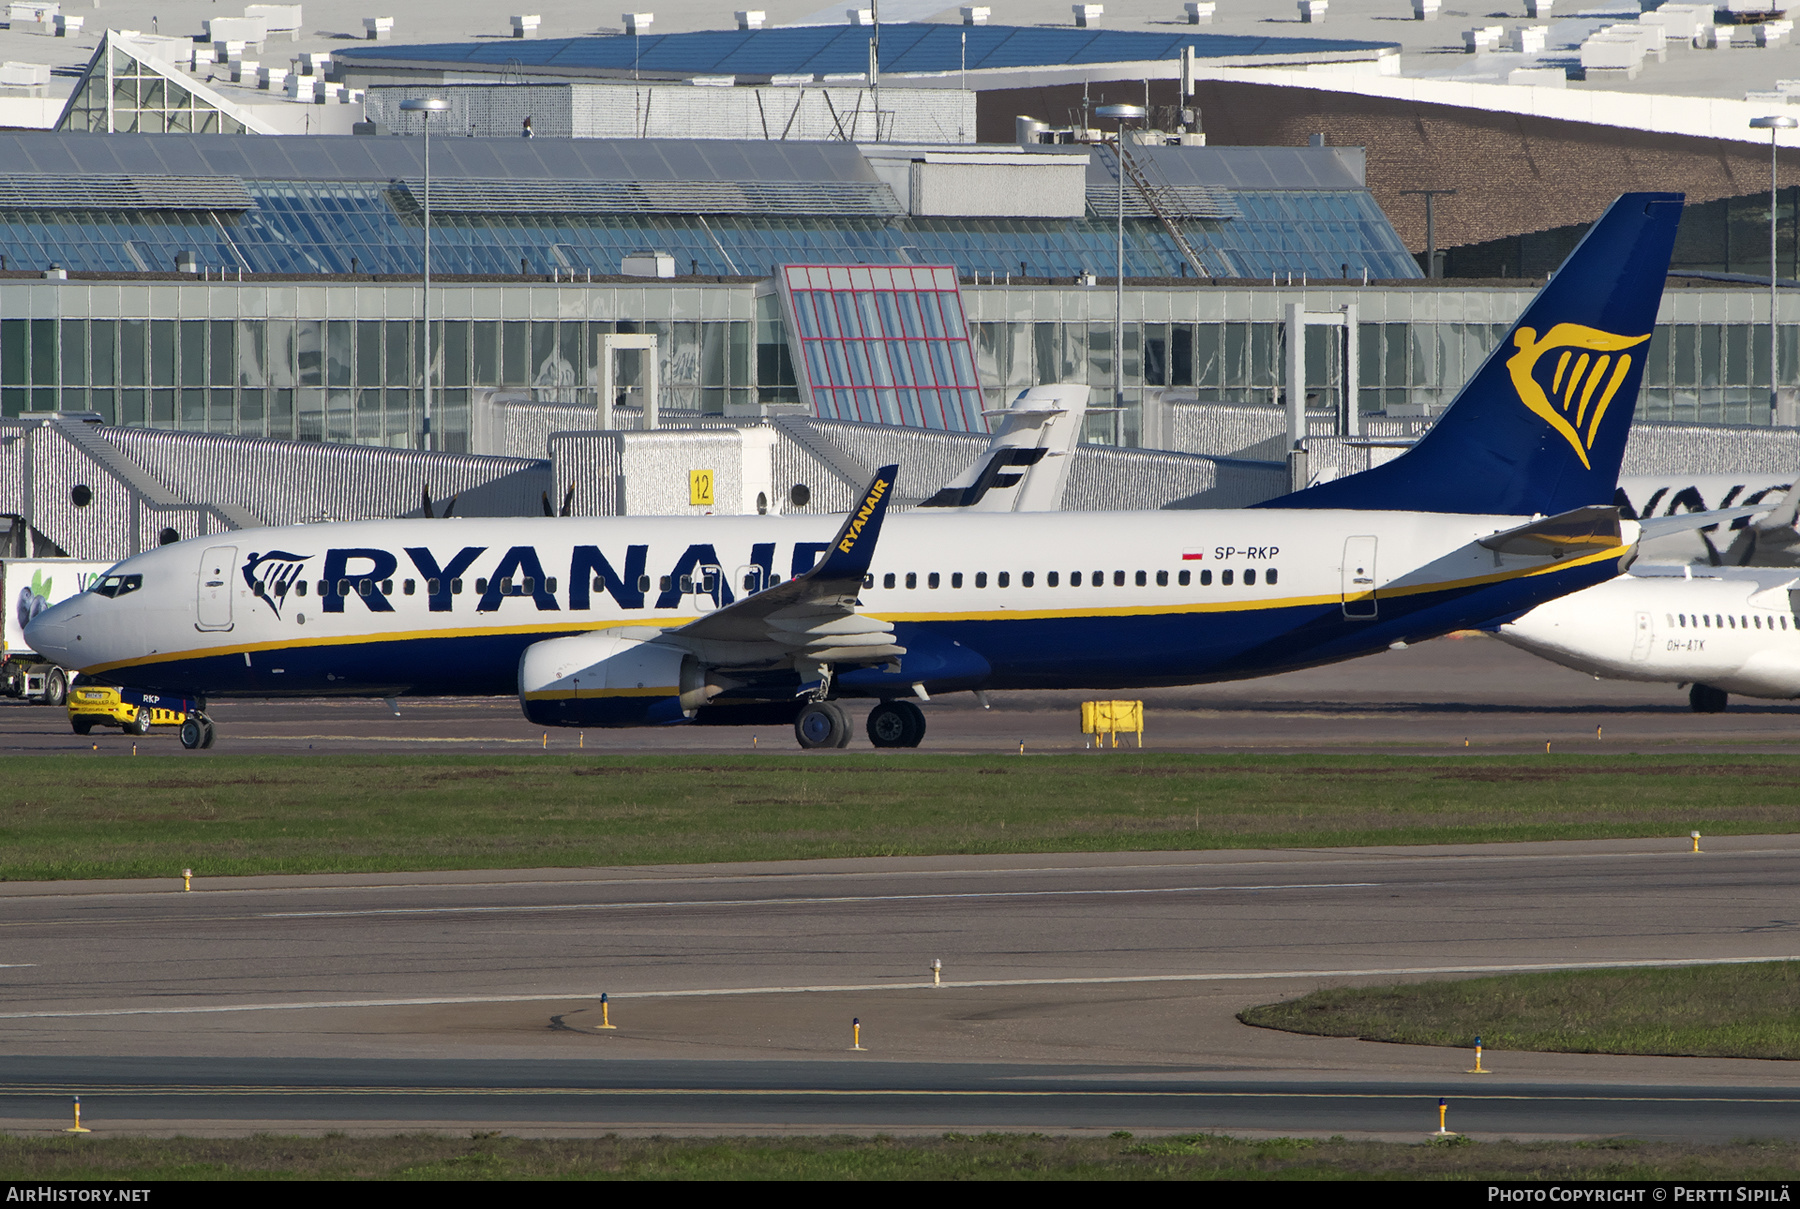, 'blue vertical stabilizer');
1259,192,1685,515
